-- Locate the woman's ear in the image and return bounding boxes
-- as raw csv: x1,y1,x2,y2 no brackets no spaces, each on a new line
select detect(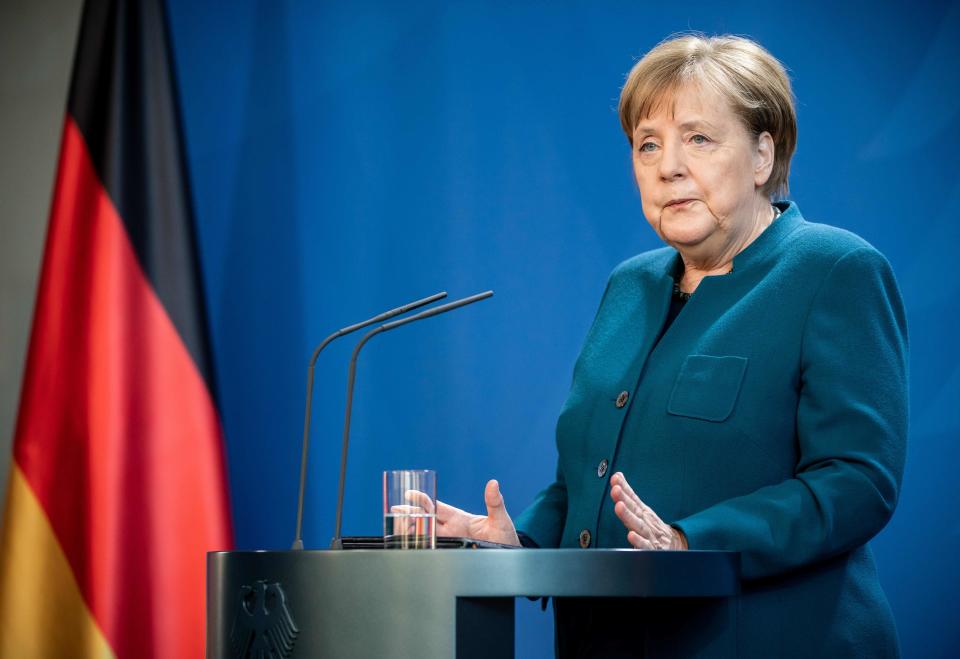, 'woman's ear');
755,131,775,188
